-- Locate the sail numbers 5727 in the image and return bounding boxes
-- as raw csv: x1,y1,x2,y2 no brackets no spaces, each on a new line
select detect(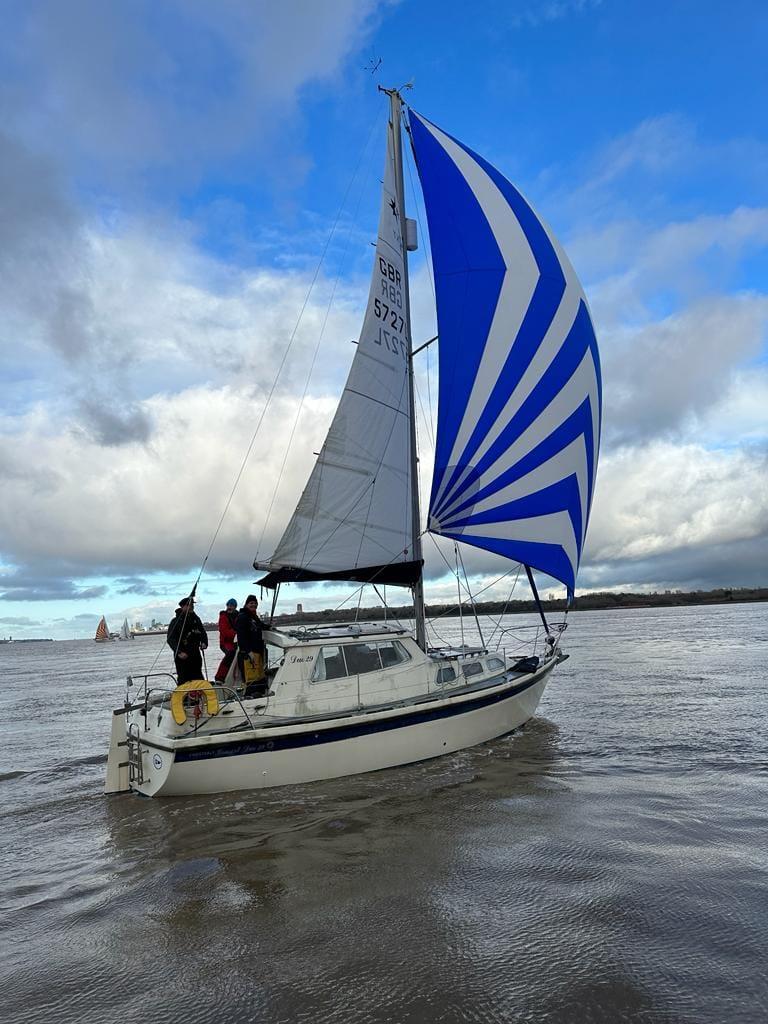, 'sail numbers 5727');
371,255,407,359
374,299,404,334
